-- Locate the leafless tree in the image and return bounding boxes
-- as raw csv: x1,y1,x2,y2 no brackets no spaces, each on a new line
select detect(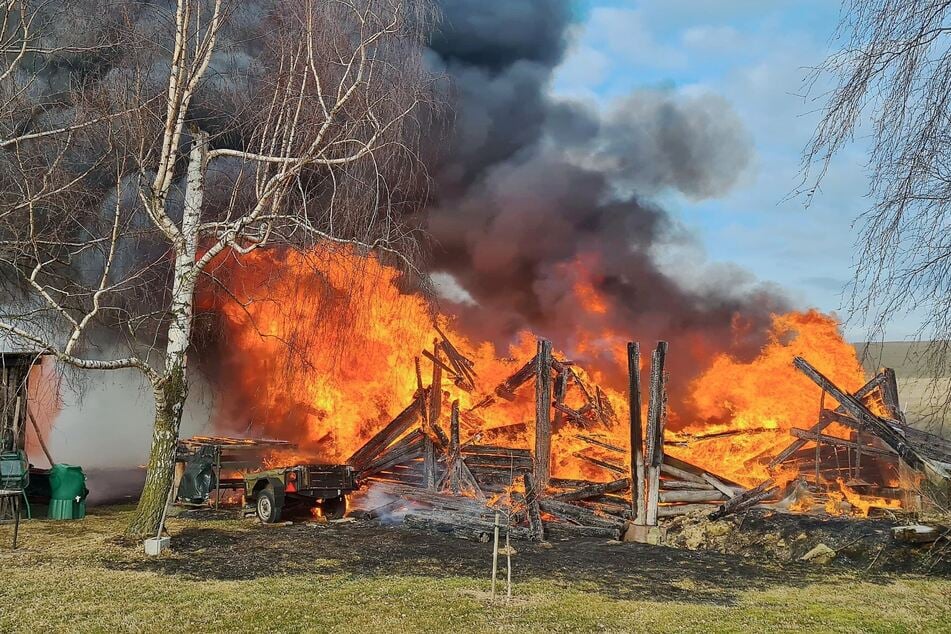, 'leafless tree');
802,0,951,421
0,0,436,536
